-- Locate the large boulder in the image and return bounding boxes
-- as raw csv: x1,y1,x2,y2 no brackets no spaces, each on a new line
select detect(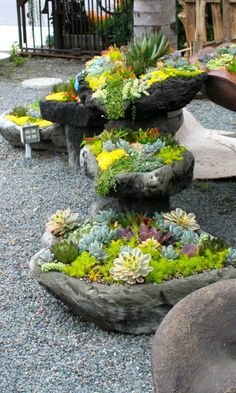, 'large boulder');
152,279,236,393
30,249,236,334
0,114,67,151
